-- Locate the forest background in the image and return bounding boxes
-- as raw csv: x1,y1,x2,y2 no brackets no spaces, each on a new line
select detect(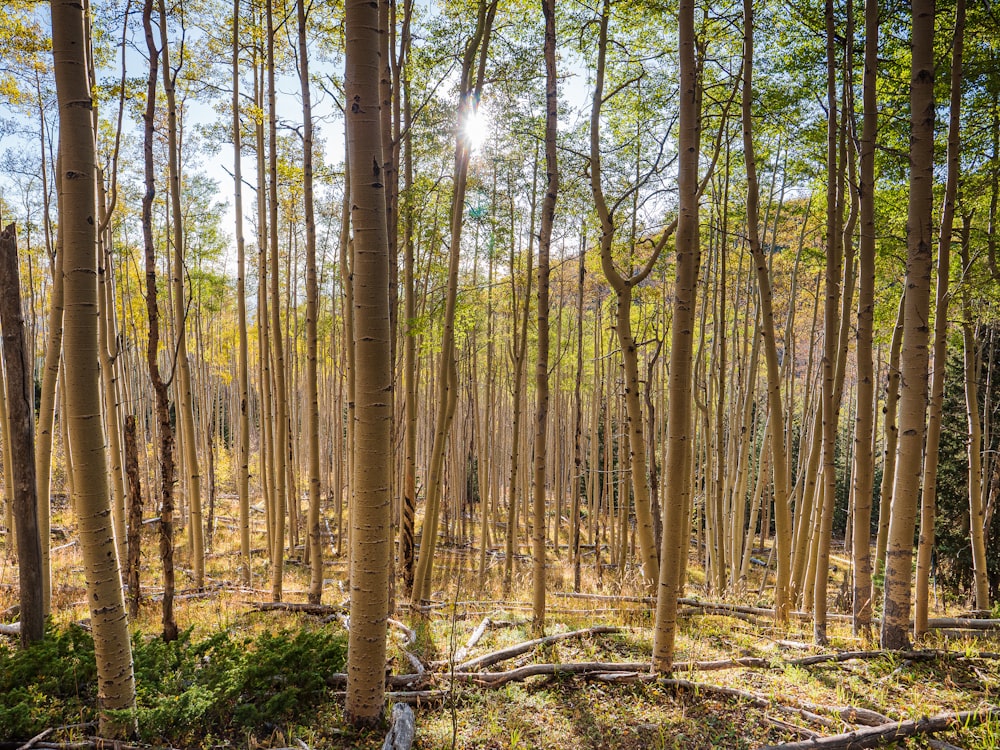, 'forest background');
2,0,1000,747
